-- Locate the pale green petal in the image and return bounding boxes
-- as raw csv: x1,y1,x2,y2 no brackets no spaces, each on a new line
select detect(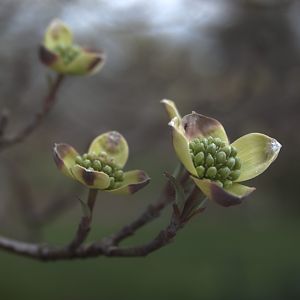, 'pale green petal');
169,117,197,176
181,112,229,144
45,19,73,50
231,133,281,182
39,45,61,68
88,131,129,168
39,46,105,76
106,170,150,195
191,177,255,207
161,99,181,120
53,143,78,178
64,48,105,75
70,165,110,189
